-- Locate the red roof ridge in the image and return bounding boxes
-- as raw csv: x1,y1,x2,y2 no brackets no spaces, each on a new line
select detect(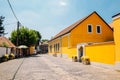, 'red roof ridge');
0,37,15,47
